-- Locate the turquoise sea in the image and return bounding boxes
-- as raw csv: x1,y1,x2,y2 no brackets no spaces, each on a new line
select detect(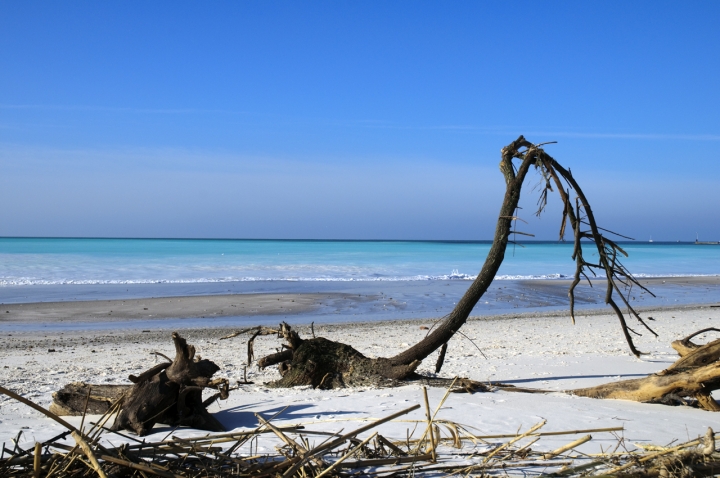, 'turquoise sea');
2,238,719,286
1,238,719,330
